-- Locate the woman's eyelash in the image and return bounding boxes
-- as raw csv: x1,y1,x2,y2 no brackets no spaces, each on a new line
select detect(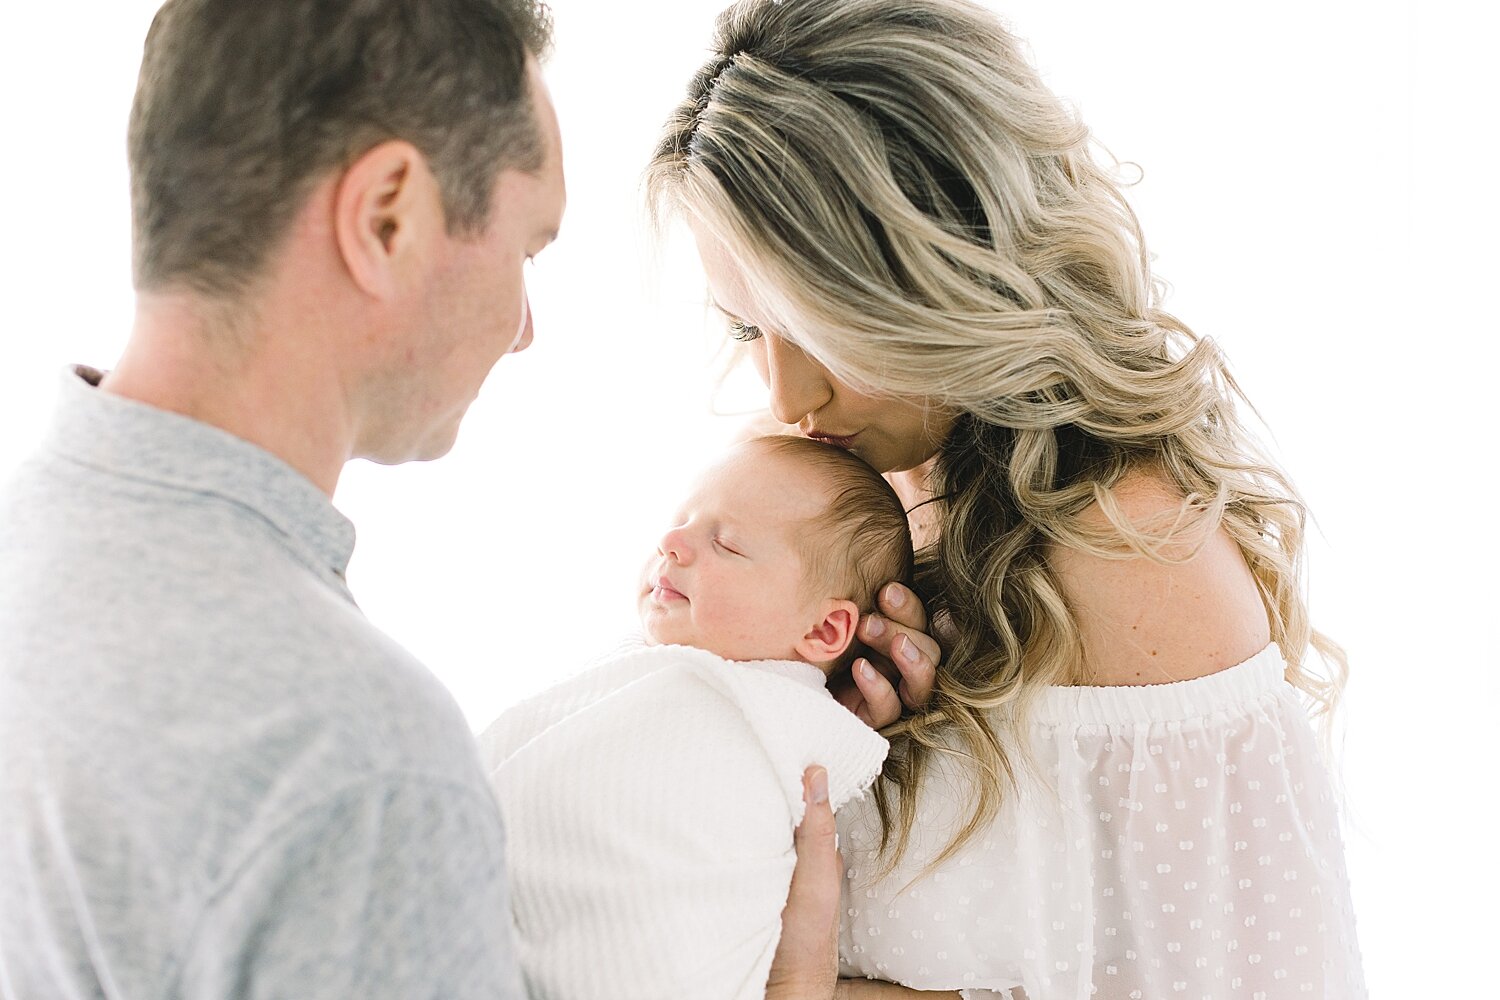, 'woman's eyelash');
726,319,762,343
